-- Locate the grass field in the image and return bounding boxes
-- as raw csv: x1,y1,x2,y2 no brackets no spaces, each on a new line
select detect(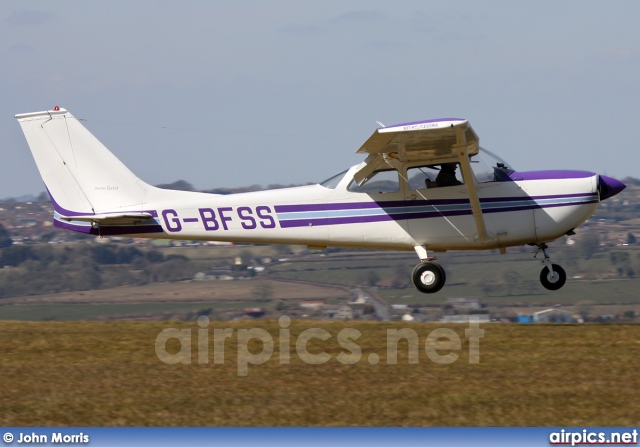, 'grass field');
1,320,638,426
